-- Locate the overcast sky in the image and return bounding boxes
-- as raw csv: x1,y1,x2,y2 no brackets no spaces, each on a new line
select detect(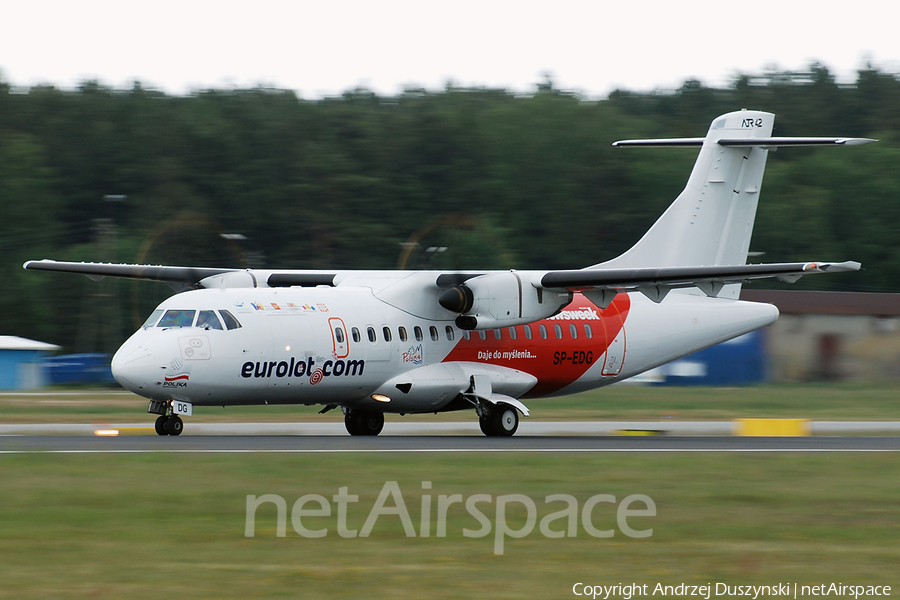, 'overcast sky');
2,1,897,98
